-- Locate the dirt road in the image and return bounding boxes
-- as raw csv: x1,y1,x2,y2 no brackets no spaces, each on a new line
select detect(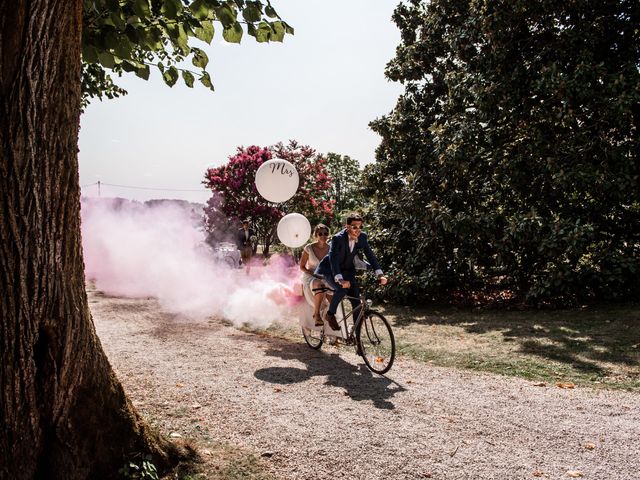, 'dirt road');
90,286,639,480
